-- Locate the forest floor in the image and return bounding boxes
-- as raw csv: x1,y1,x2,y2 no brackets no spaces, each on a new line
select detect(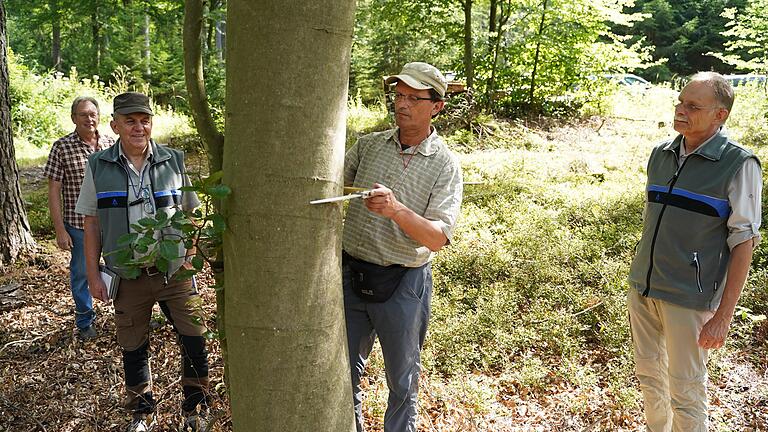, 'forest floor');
3,222,768,431
2,136,768,431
